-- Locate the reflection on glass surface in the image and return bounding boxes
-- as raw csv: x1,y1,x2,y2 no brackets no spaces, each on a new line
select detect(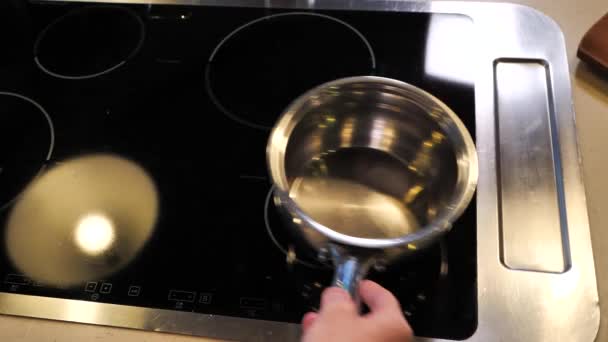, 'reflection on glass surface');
424,14,474,85
5,153,158,287
74,213,116,256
